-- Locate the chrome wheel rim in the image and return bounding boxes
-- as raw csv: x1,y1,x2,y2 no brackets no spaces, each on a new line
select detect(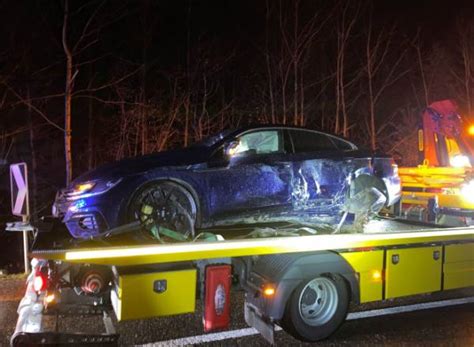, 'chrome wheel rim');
298,277,338,326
